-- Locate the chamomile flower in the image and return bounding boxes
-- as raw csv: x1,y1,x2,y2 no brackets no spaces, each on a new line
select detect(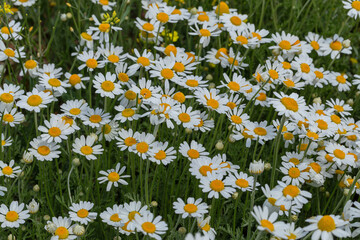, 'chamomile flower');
270,31,301,60
98,163,130,191
100,204,124,228
280,162,309,185
197,216,216,240
148,141,176,165
60,100,88,119
77,50,105,72
96,120,119,141
325,142,355,167
251,205,284,234
88,14,122,43
328,72,352,92
270,92,308,119
17,88,52,112
69,201,97,225
0,201,29,228
64,73,90,89
0,41,24,62
38,117,72,143
343,0,360,19
229,28,259,48
47,216,76,240
131,78,161,103
93,0,116,11
305,32,325,55
189,23,221,48
116,129,138,151
127,49,154,71
246,121,277,145
226,107,250,131
220,12,248,31
304,214,349,240
81,107,111,128
21,59,38,77
224,171,258,192
193,111,214,132
189,157,227,179
1,108,24,127
173,197,208,218
131,132,156,159
199,172,235,199
119,201,149,233
0,20,22,40
174,105,200,129
99,43,127,65
272,181,312,208
219,72,251,94
195,88,229,114
29,137,61,161
134,212,168,240
93,72,123,98
179,140,209,161
321,34,352,59
0,160,21,178
326,98,352,117
72,135,104,160
115,62,137,86
79,31,99,49
219,47,248,71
